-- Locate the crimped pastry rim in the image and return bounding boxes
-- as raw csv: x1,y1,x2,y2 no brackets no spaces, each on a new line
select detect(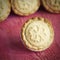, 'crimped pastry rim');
21,17,54,51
